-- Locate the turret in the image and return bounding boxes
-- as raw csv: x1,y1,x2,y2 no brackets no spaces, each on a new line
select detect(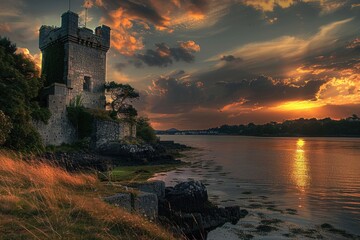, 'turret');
61,11,79,36
95,25,111,50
